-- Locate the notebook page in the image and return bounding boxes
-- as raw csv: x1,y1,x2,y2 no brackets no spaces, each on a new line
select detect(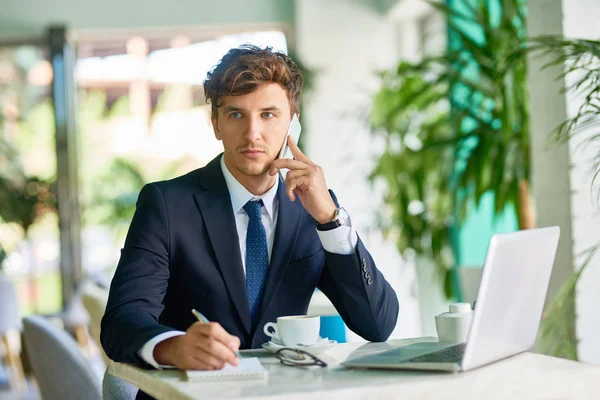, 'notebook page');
185,357,268,381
